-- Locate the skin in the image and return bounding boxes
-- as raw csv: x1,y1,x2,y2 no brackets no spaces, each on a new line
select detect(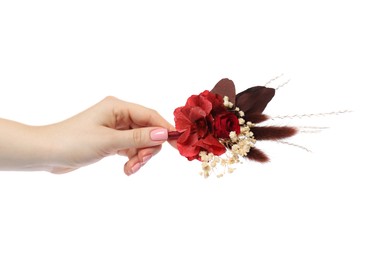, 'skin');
0,96,176,175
